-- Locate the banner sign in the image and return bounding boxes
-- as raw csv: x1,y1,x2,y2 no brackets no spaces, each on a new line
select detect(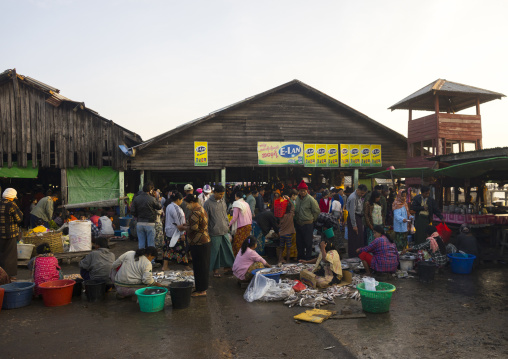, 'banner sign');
340,144,350,168
316,144,328,167
304,144,316,167
257,142,303,165
194,141,208,166
370,144,382,167
340,144,382,167
327,144,339,167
